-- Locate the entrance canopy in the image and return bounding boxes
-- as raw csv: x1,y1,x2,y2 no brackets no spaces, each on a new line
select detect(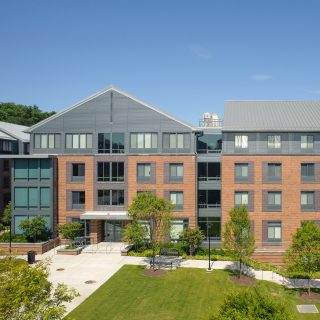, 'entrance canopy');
80,211,132,221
